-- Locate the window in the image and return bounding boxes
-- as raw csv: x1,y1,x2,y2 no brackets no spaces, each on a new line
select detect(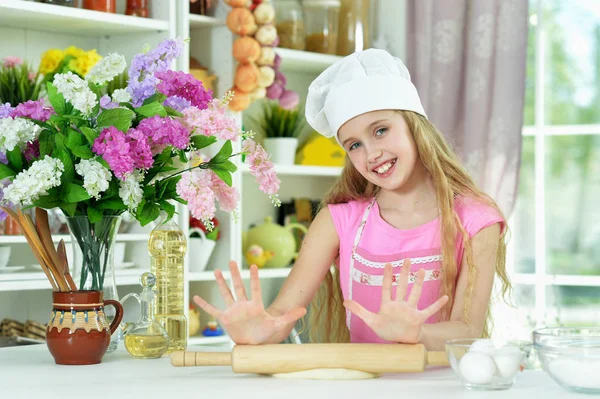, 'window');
504,0,600,336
